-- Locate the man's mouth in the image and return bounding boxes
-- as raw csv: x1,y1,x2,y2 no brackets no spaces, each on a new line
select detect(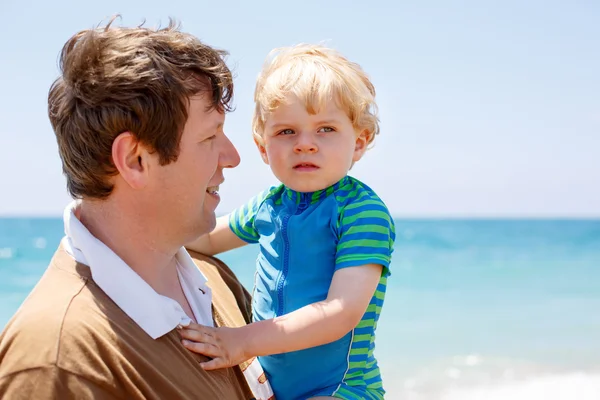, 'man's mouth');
206,185,220,195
